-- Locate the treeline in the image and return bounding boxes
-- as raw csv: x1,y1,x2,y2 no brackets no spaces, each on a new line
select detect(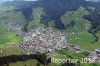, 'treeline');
0,54,51,66
0,53,83,66
0,53,82,66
